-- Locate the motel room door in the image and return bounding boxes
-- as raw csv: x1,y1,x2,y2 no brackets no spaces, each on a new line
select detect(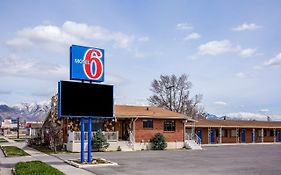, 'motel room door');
277,130,281,142
116,120,128,140
209,128,215,144
241,129,246,143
